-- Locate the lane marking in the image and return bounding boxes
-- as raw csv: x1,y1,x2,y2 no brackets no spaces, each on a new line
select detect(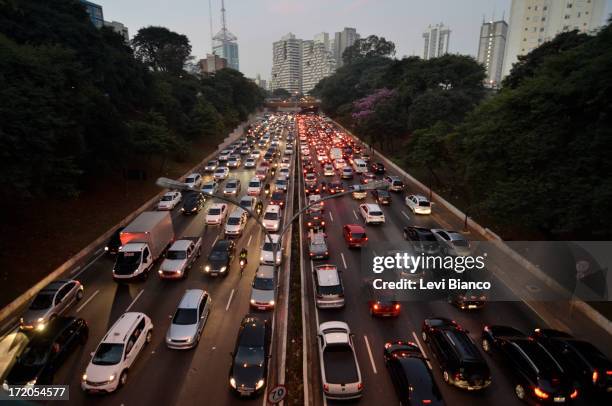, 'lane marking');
247,234,253,246
76,290,100,313
412,331,432,369
225,289,235,311
71,251,105,278
340,252,348,269
125,289,144,312
401,211,410,220
363,335,378,374
212,235,219,247
329,211,334,222
352,209,359,220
